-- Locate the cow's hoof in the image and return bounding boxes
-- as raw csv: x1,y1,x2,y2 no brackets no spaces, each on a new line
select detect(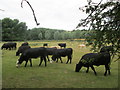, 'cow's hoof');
95,73,97,76
104,74,107,76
